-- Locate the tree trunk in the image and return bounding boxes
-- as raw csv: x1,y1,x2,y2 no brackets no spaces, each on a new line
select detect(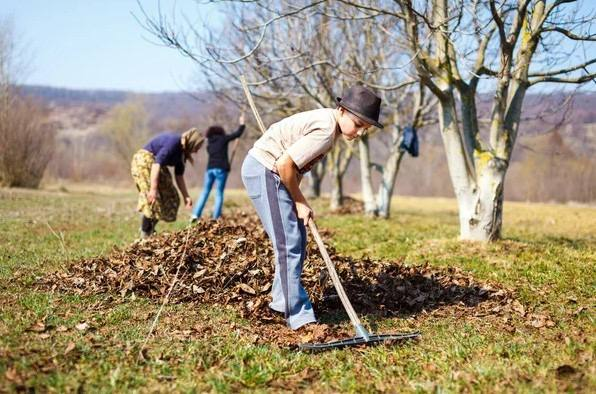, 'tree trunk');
327,143,353,211
358,136,378,216
438,98,508,241
304,173,322,198
304,159,325,198
329,167,343,211
458,154,507,241
376,149,405,219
